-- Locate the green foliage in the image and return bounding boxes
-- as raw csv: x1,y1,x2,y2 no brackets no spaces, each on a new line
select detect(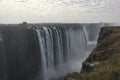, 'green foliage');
65,72,82,80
